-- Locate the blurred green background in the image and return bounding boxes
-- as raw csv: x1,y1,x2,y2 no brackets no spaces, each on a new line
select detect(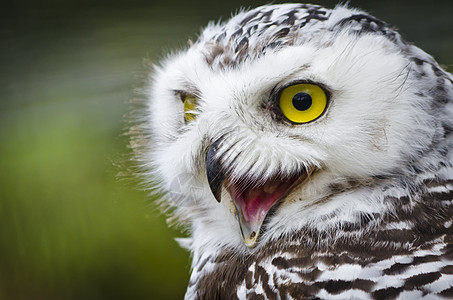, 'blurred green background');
0,0,451,299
